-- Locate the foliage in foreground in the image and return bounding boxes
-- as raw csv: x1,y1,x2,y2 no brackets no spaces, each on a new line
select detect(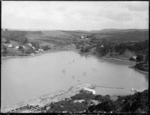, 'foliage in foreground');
45,90,148,113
